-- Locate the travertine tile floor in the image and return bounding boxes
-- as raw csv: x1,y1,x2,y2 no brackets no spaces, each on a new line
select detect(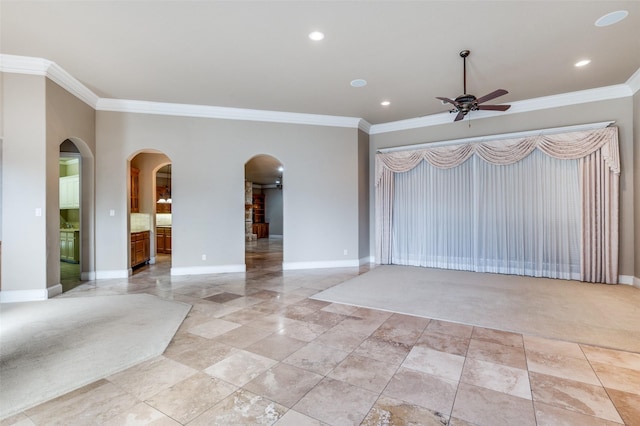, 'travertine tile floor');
3,238,640,425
